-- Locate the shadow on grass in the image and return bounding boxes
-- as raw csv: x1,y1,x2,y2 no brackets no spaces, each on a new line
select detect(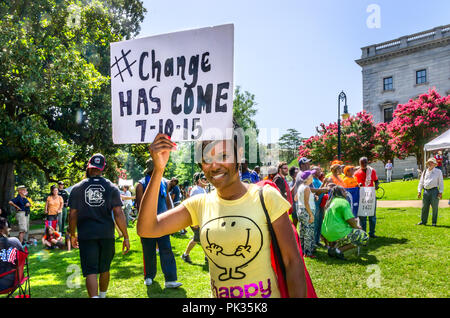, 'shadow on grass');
365,236,408,253
314,236,408,265
314,249,379,265
146,281,187,298
190,260,210,272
